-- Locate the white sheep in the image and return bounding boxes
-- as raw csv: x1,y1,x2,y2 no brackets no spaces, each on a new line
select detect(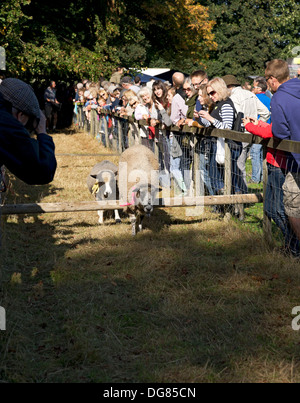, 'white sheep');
87,160,121,224
118,144,160,235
